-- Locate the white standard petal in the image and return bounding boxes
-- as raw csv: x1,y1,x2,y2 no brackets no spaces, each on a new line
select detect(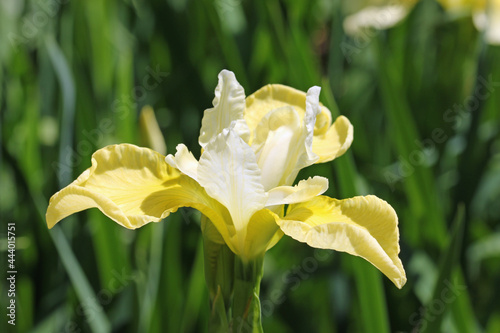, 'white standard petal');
165,144,199,181
278,86,321,185
254,106,302,190
197,128,267,249
198,70,250,147
302,86,321,165
253,87,321,189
